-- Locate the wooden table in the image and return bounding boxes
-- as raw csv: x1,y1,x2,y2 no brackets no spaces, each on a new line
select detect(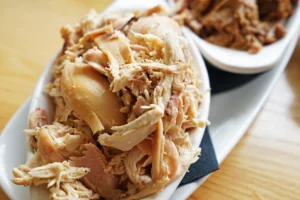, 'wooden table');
1,0,299,199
